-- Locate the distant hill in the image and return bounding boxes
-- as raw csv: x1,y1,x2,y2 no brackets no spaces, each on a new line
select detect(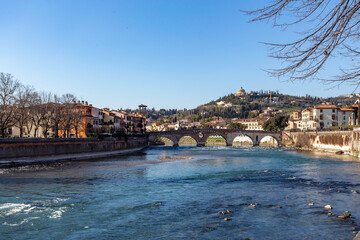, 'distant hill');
145,89,358,122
